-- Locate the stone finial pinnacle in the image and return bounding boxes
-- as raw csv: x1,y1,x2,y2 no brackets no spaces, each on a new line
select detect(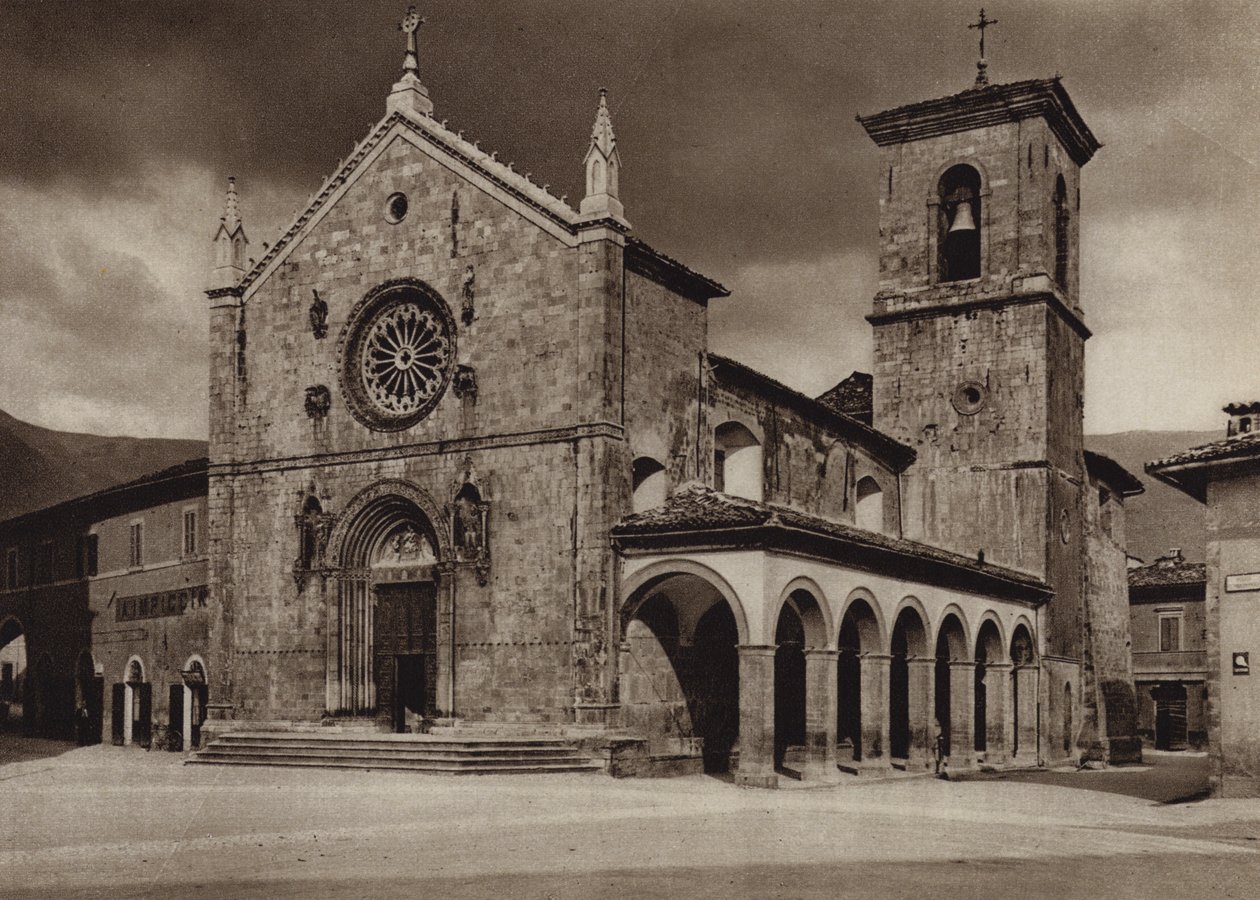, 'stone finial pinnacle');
580,88,626,224
222,177,241,232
